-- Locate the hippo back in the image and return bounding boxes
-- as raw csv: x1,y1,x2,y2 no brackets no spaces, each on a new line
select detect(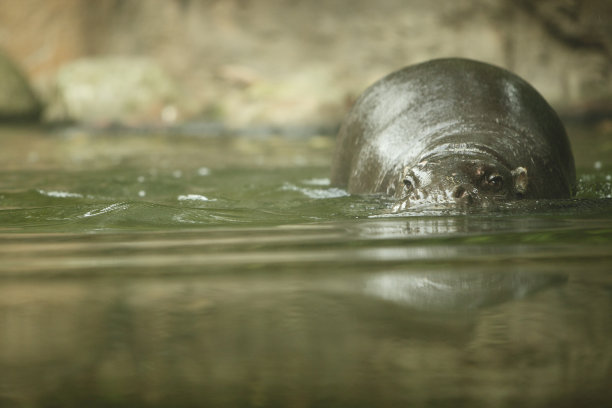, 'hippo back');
331,58,575,198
